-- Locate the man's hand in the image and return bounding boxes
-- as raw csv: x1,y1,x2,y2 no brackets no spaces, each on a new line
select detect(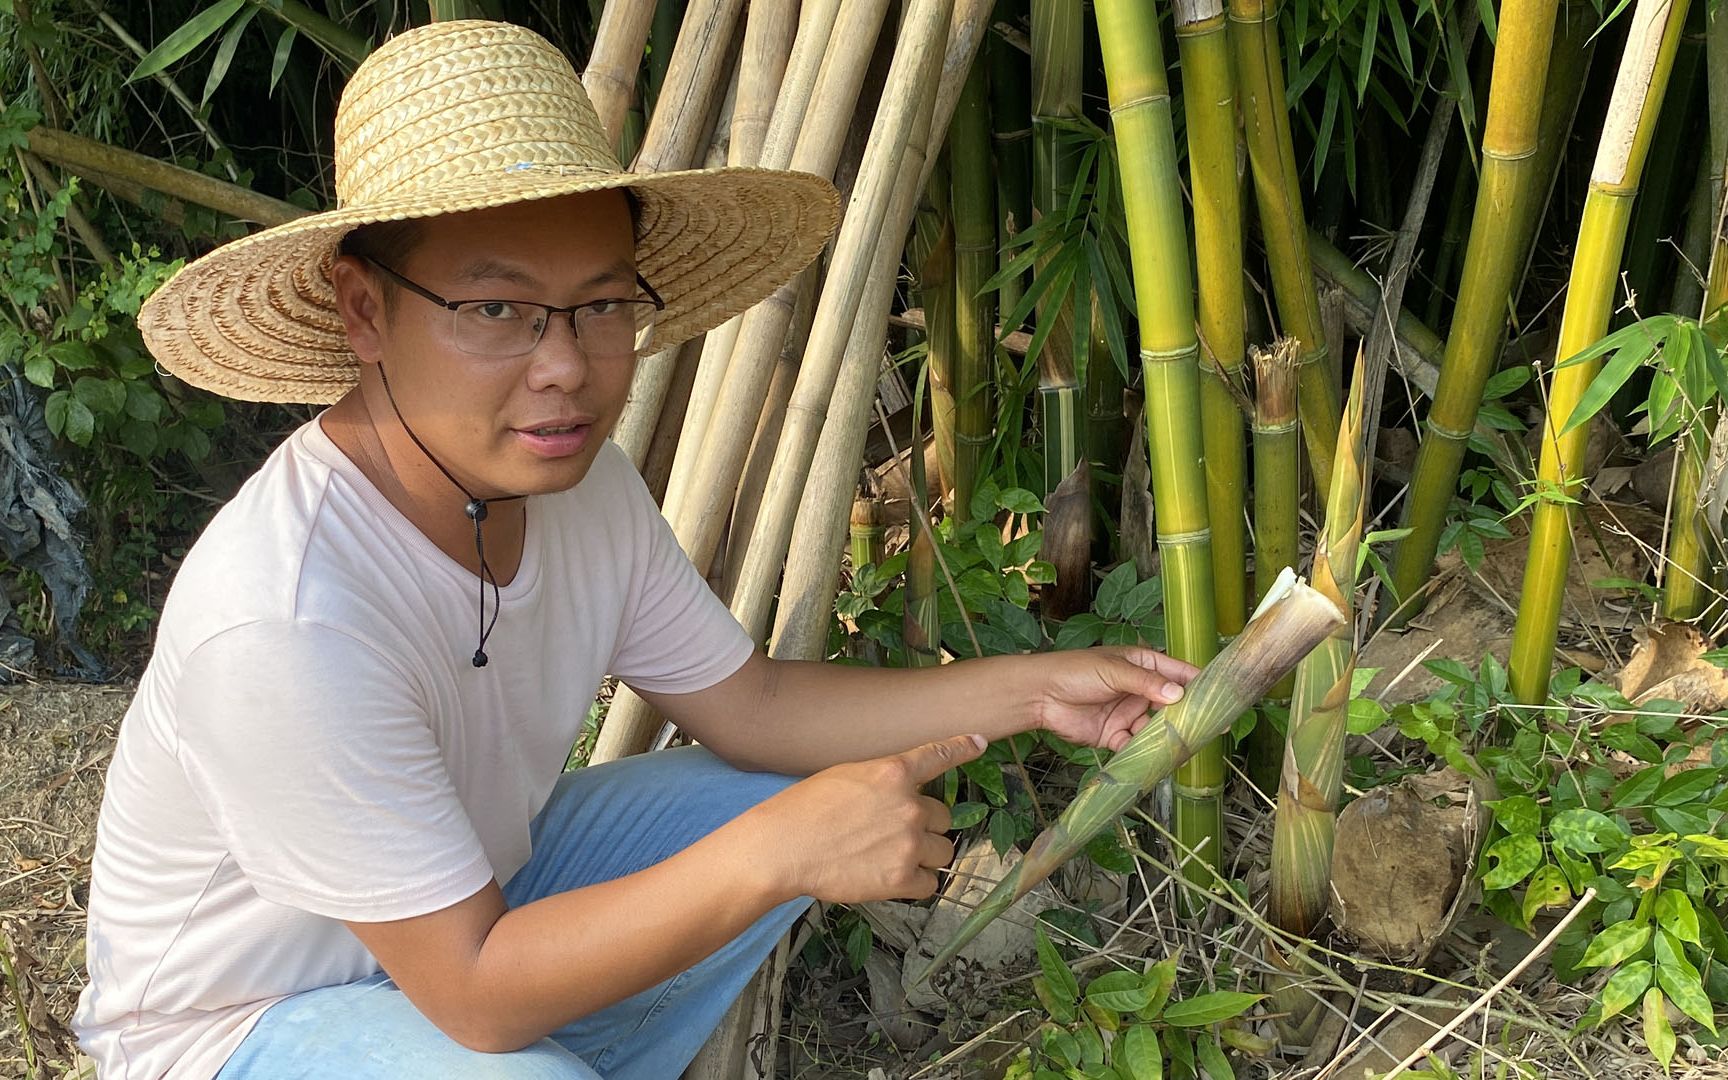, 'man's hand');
741,734,987,903
1033,646,1200,751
